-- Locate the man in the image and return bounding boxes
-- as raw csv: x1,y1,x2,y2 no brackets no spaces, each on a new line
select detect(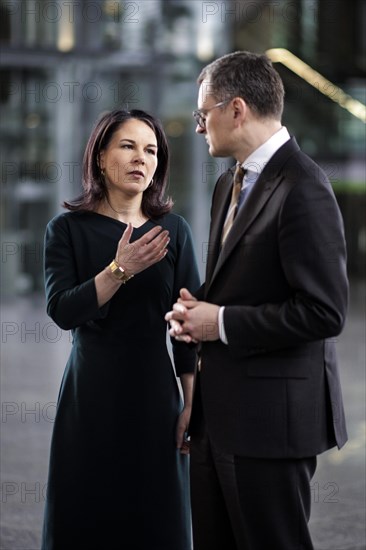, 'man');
165,51,348,550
